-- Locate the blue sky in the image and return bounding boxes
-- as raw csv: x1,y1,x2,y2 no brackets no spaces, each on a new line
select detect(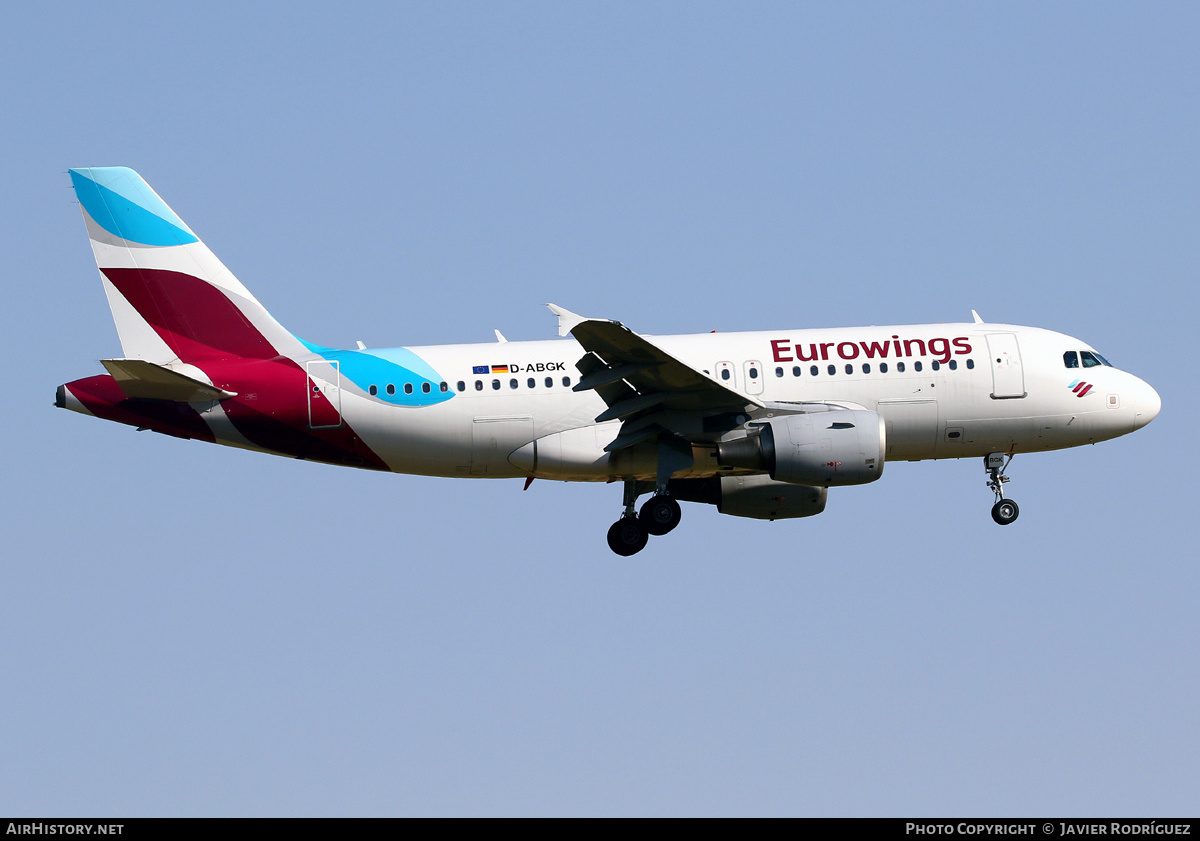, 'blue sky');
2,1,1196,816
